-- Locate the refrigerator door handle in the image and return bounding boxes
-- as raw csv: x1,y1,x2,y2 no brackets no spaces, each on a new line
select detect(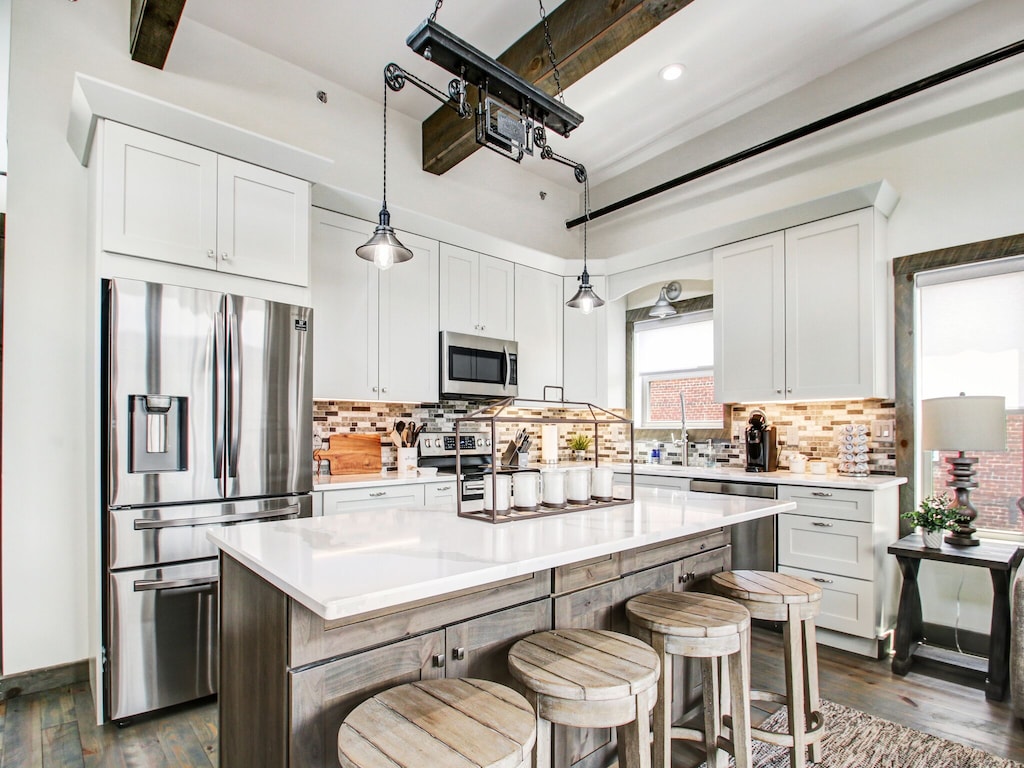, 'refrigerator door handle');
133,576,218,592
133,504,302,530
227,312,242,478
213,313,226,479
